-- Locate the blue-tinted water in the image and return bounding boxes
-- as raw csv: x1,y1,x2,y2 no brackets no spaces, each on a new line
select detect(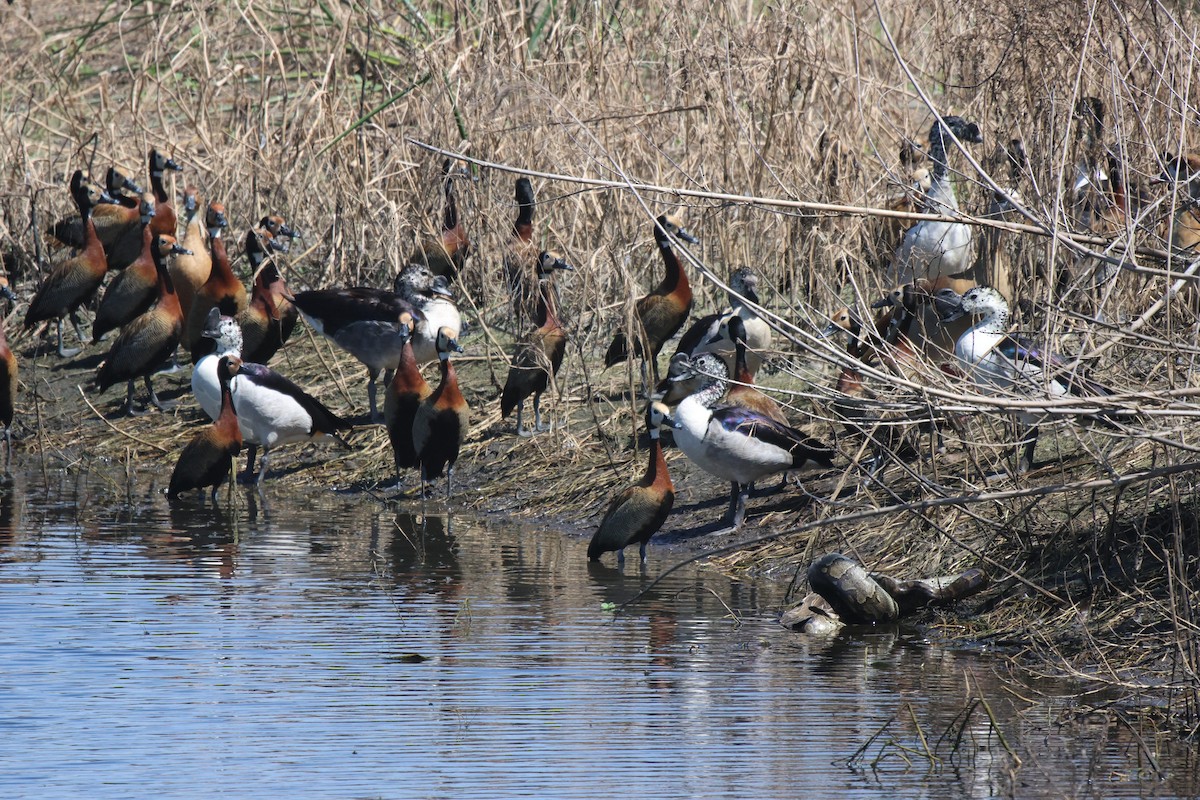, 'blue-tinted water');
0,469,1195,799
